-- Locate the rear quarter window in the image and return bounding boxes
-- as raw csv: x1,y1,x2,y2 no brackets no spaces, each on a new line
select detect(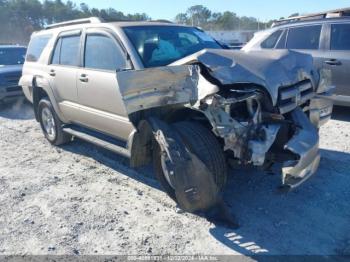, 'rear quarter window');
26,34,52,62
